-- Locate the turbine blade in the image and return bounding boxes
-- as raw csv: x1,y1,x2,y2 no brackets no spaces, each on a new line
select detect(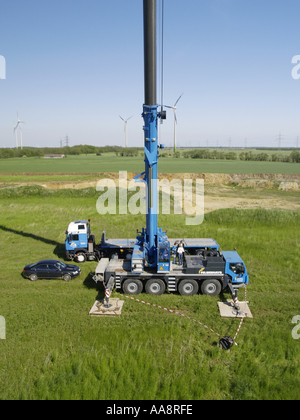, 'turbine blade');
119,115,125,122
174,92,183,106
